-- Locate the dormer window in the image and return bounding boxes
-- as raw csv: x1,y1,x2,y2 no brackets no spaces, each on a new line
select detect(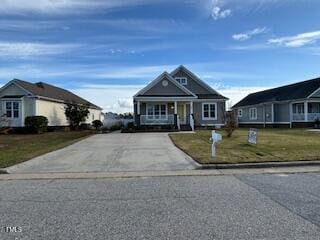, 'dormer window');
175,77,187,85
